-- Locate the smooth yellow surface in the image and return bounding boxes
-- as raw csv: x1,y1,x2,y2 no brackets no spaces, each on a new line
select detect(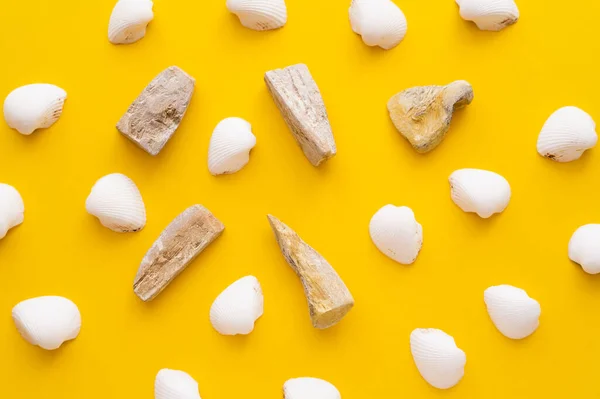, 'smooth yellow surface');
1,0,600,397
